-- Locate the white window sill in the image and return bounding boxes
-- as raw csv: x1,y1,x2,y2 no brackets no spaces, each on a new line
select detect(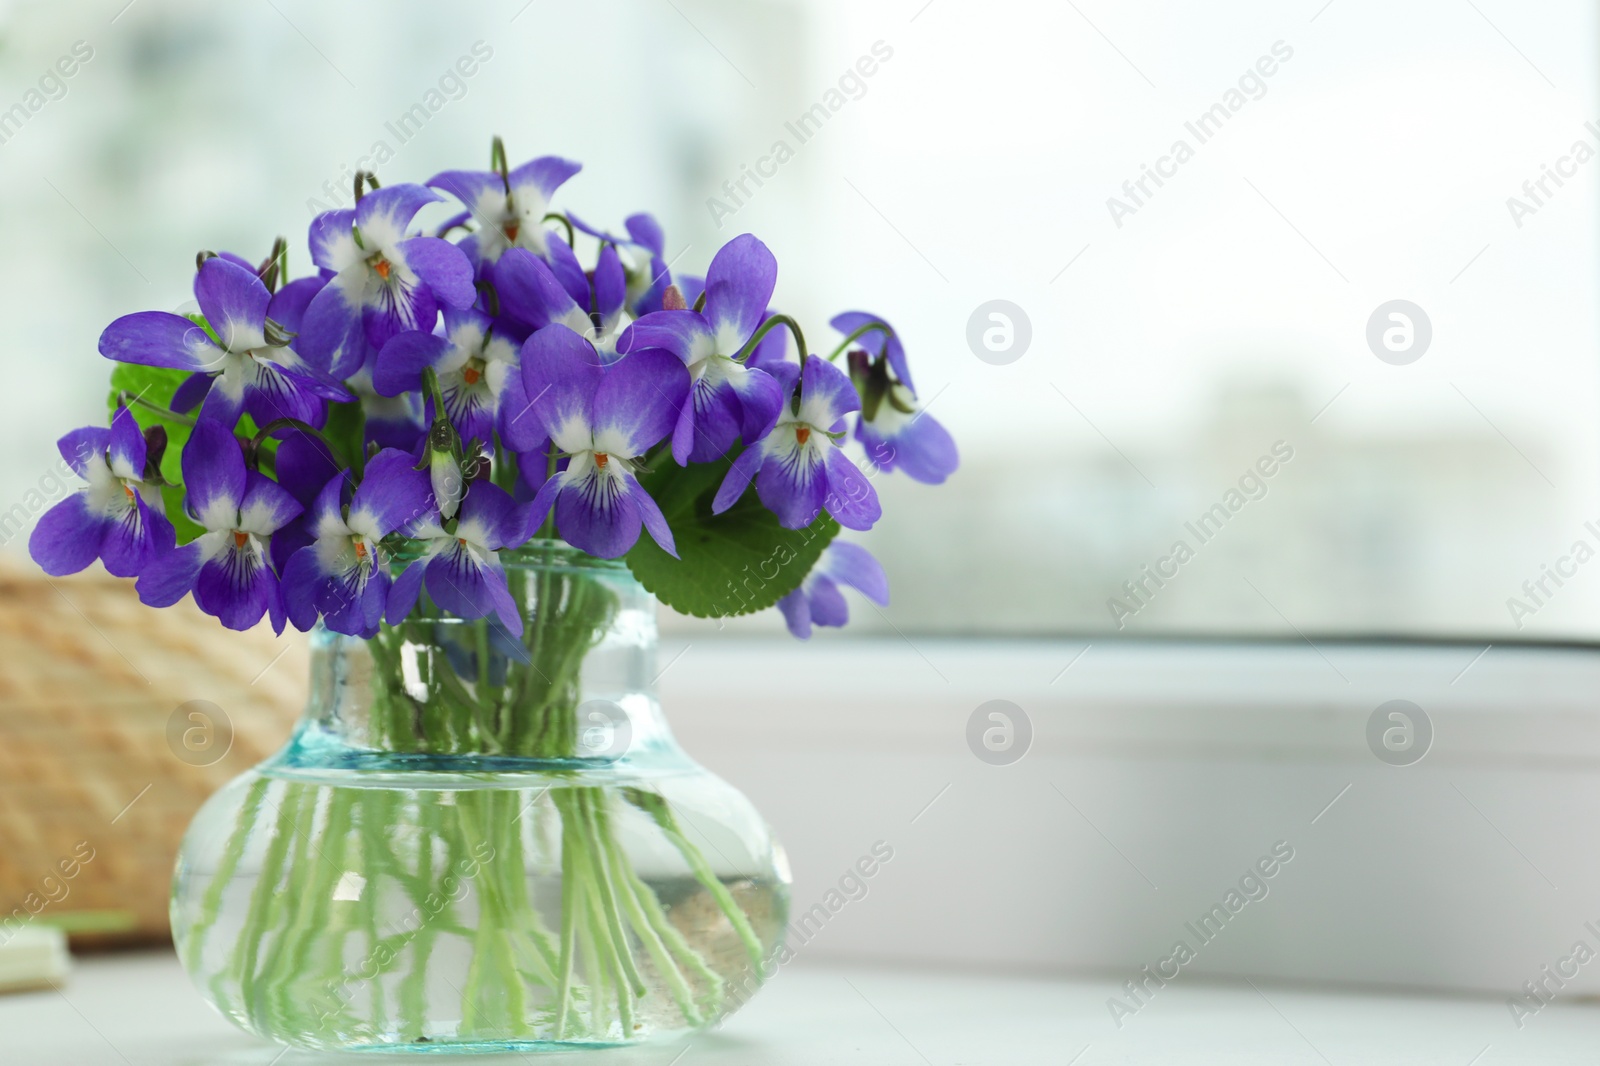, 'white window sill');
4,951,1590,1063
660,637,1600,996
